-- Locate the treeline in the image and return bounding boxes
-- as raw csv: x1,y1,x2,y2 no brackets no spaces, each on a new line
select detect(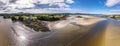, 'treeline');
3,14,68,21
3,14,68,32
104,15,120,20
